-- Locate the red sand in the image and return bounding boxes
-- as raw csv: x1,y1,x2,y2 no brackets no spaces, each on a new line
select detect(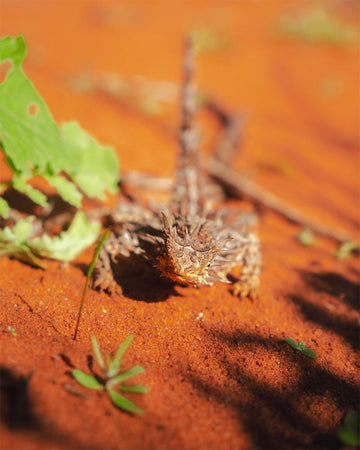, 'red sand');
0,1,359,449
